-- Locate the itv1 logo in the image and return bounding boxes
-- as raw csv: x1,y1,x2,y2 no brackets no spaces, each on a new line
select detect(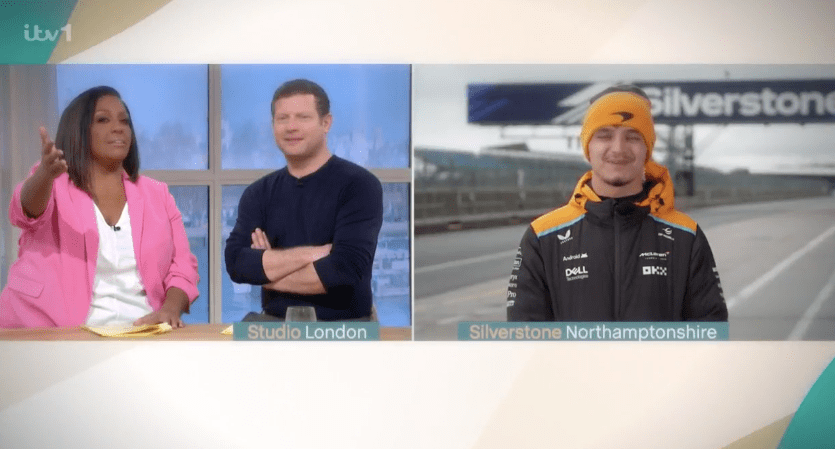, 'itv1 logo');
24,24,72,42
